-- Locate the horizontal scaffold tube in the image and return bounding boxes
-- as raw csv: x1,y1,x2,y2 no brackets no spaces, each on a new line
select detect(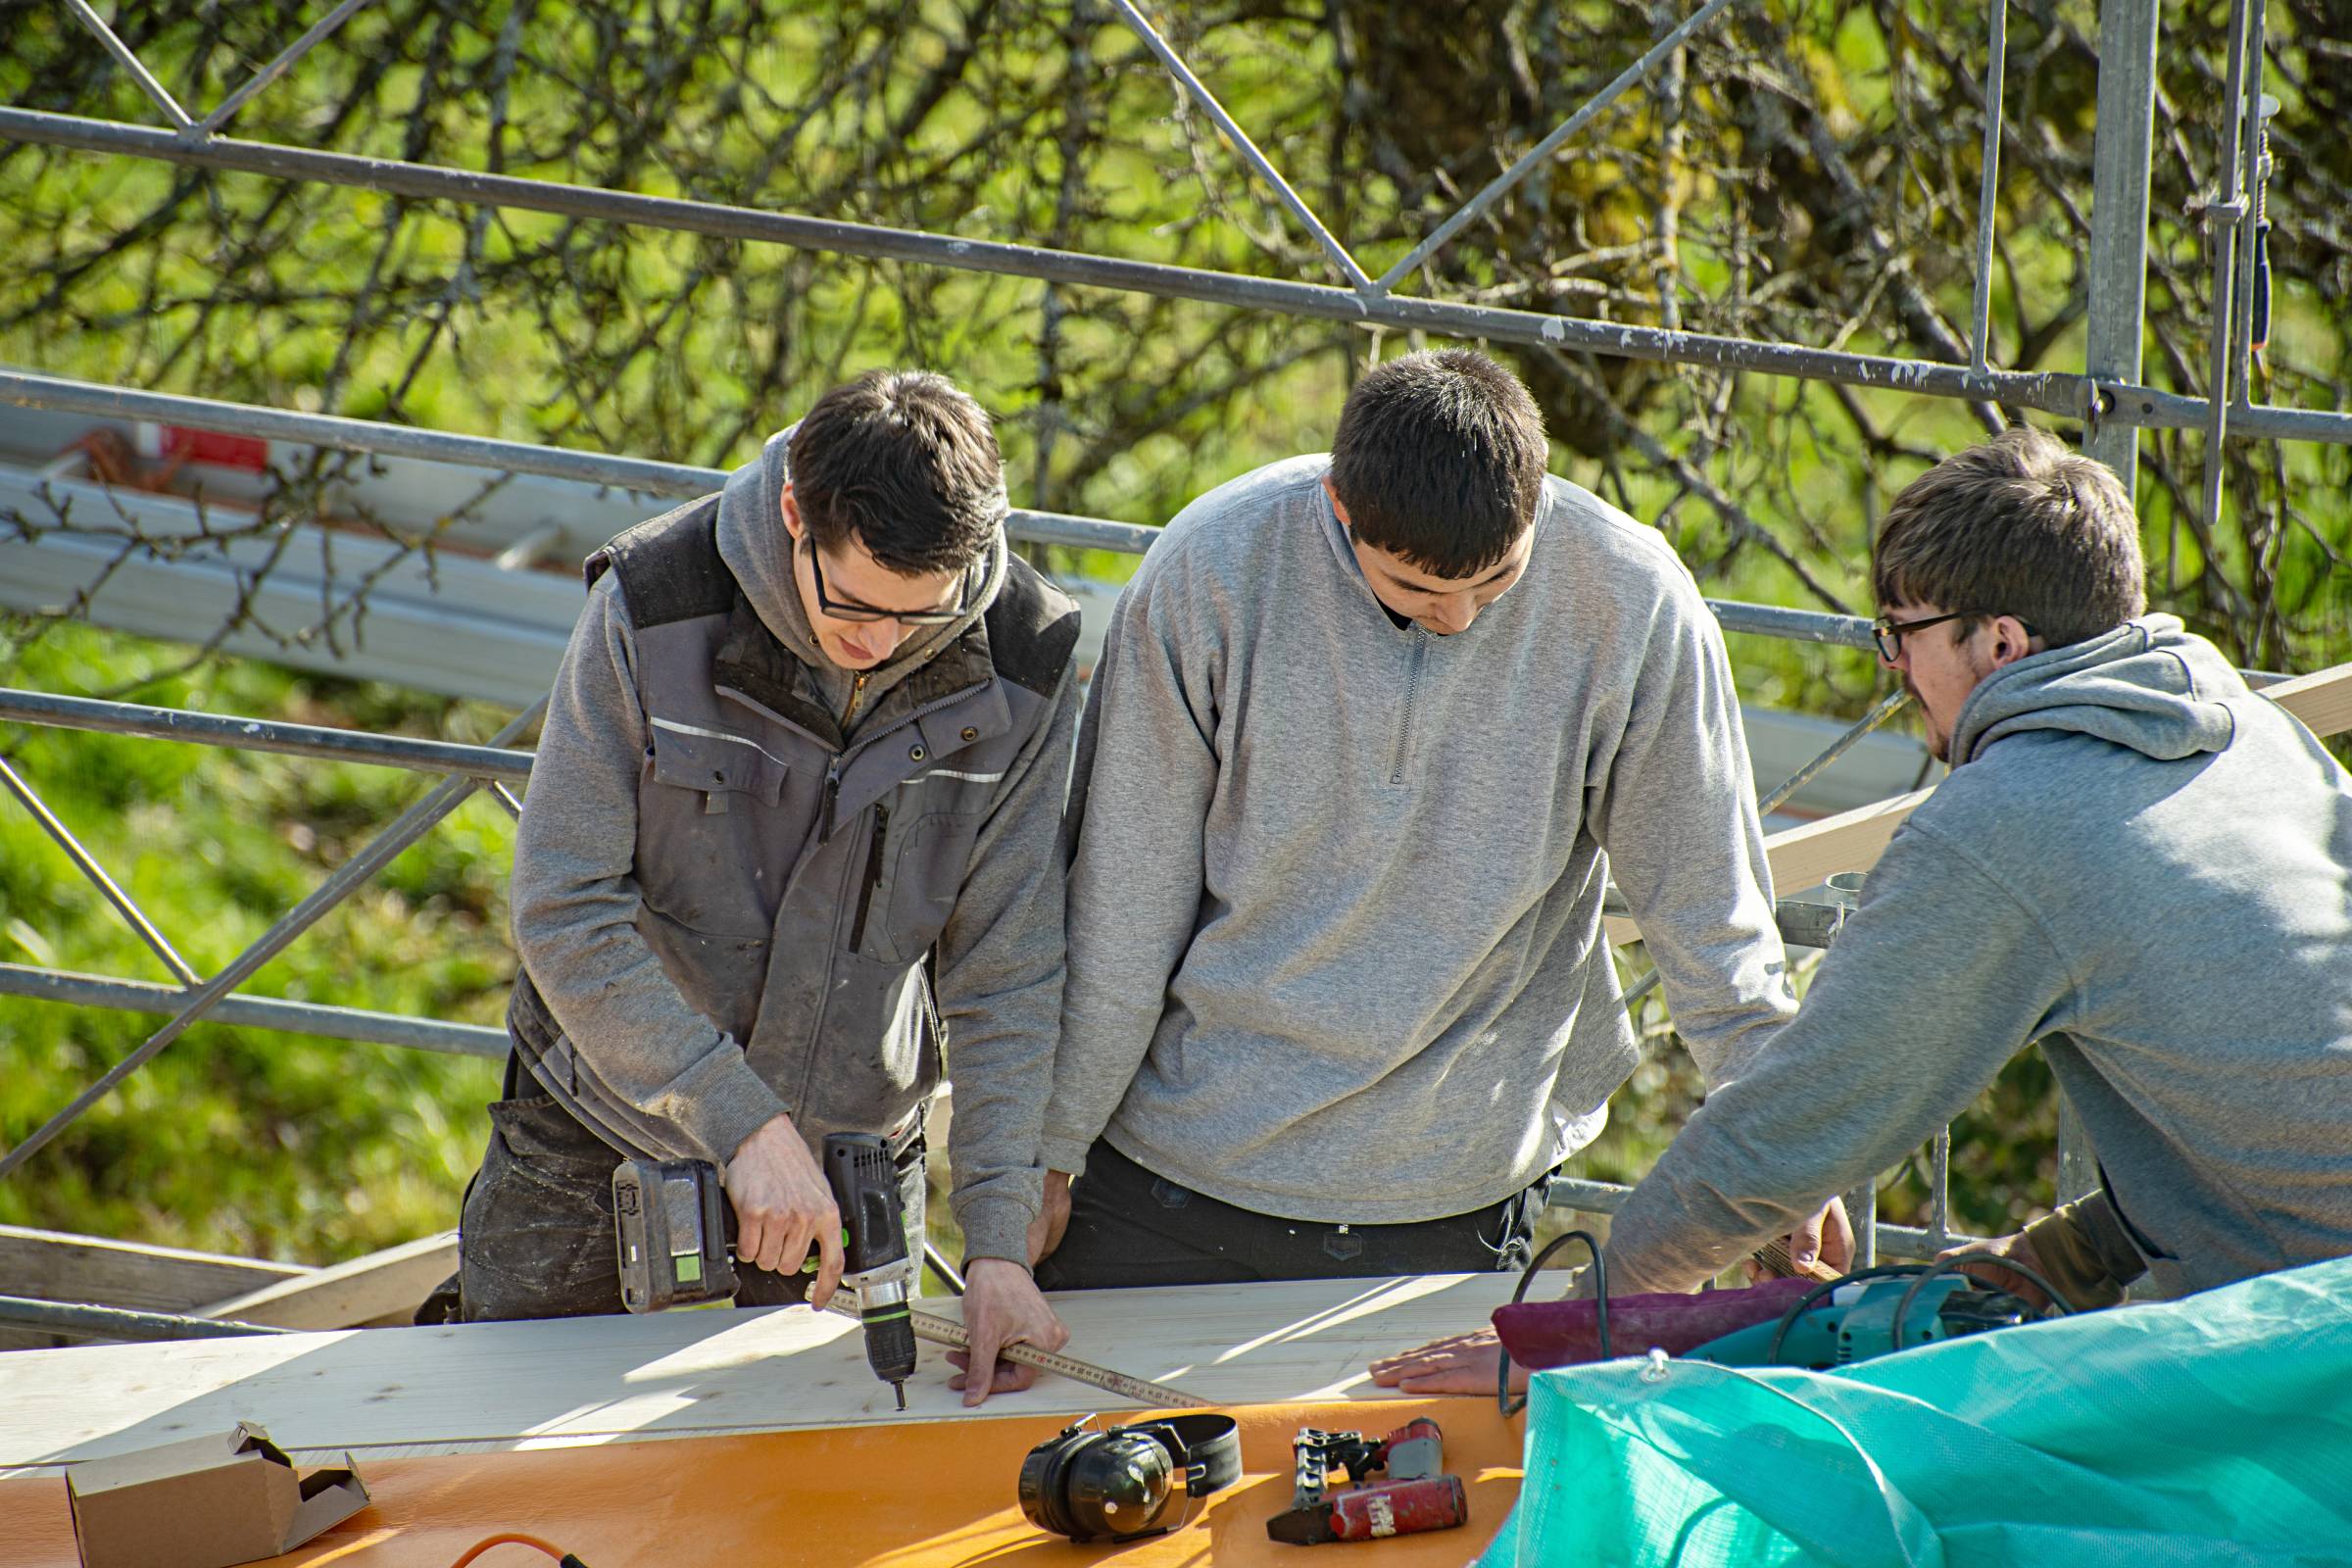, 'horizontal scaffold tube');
0,685,536,780
2,109,2343,445
0,368,1880,647
0,110,2073,416
0,962,509,1057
